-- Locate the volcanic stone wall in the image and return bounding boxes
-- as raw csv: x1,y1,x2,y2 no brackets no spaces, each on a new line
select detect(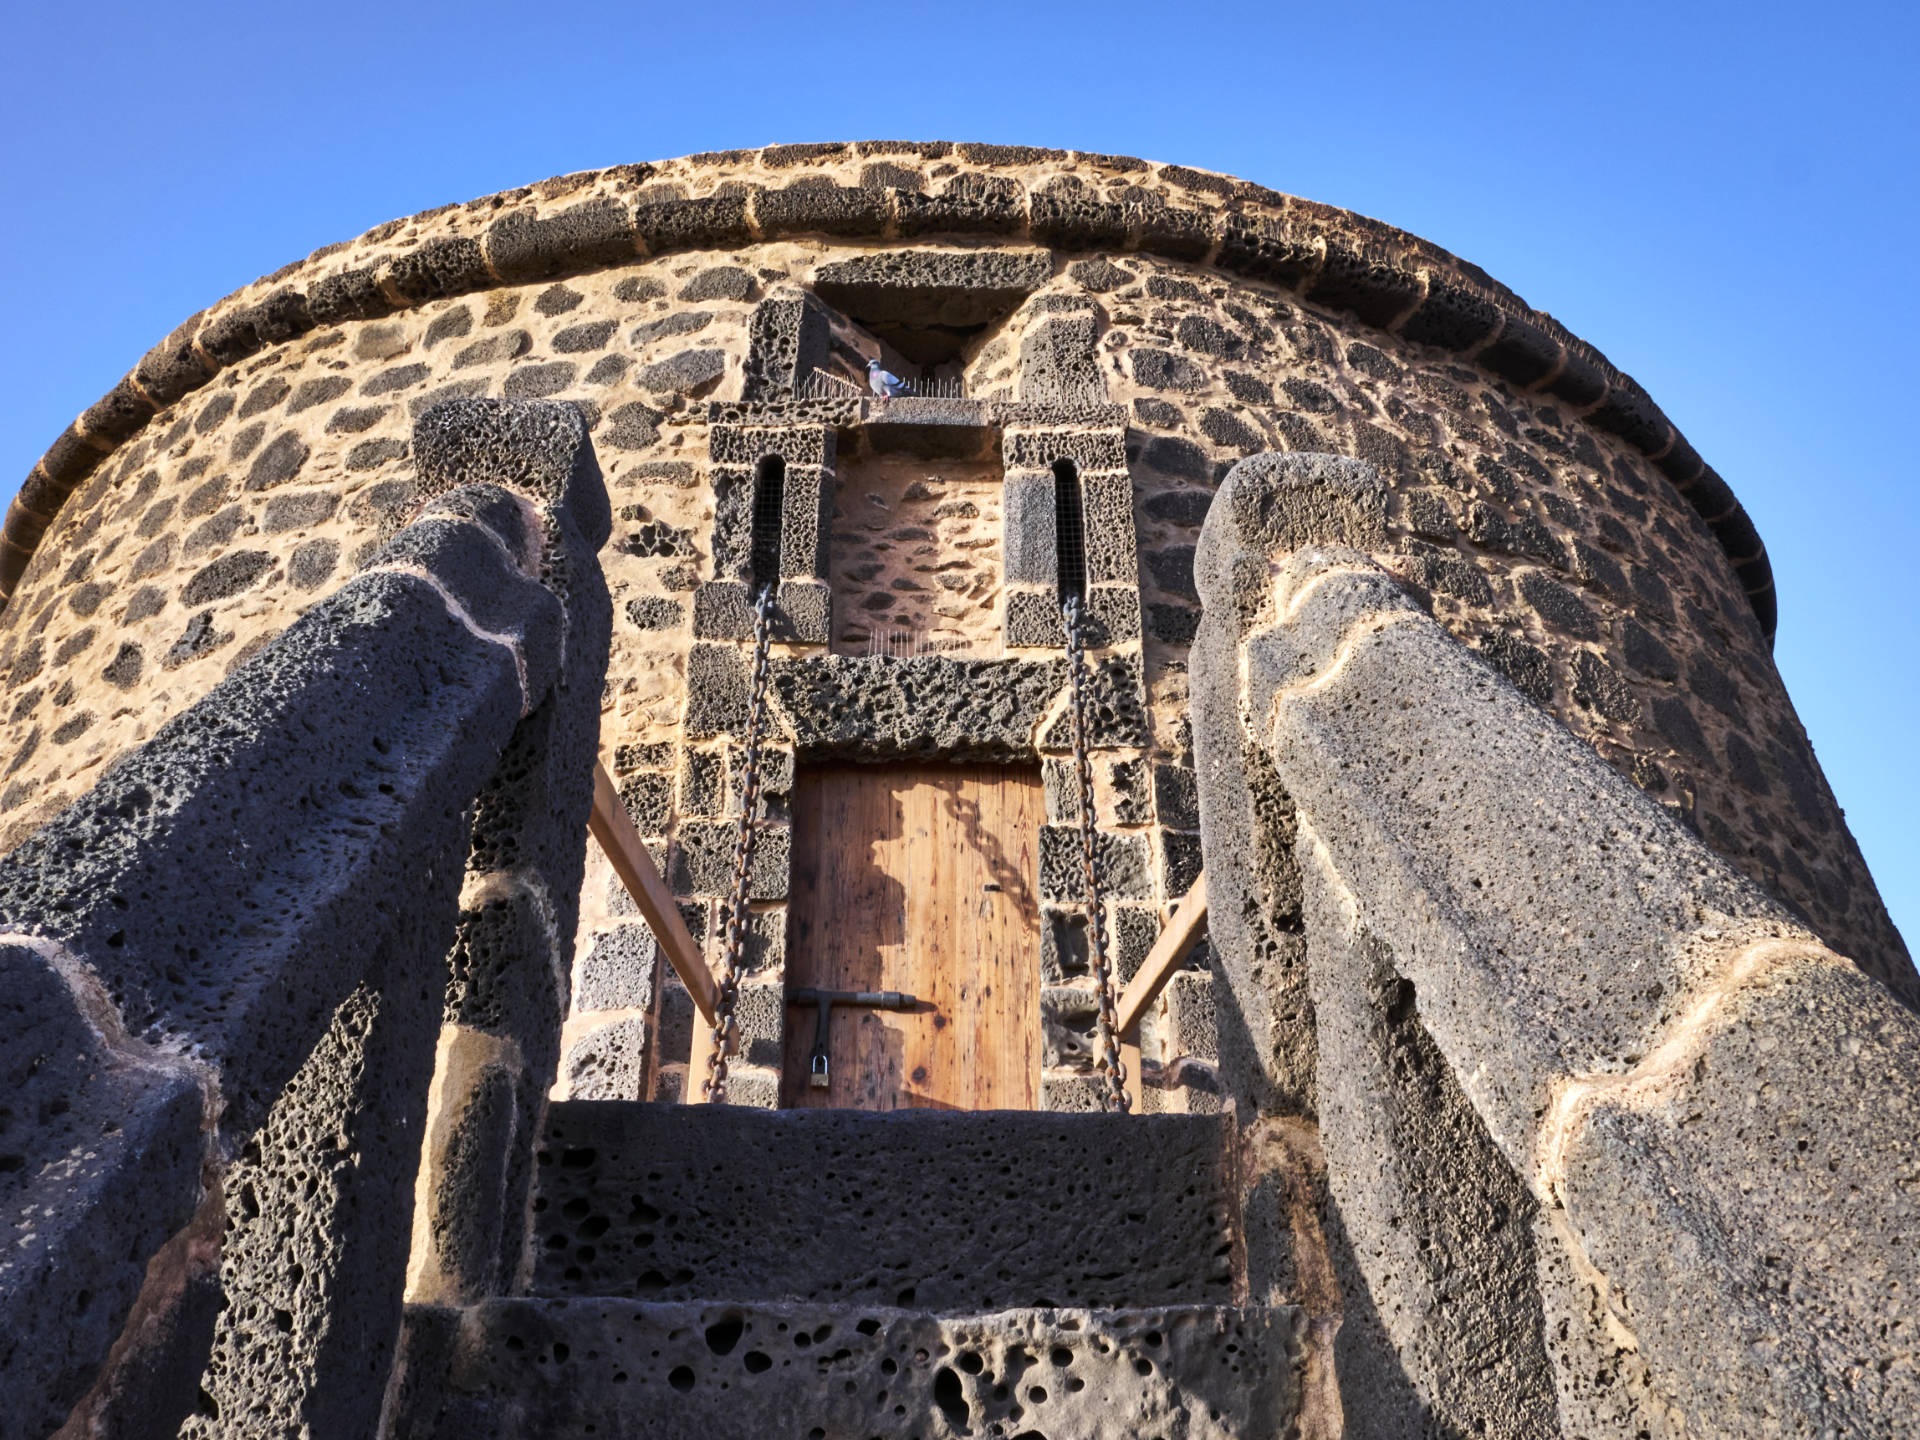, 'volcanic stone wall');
827,443,1005,654
1093,263,1912,996
1,143,1907,1080
0,398,610,1440
1188,462,1920,1436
